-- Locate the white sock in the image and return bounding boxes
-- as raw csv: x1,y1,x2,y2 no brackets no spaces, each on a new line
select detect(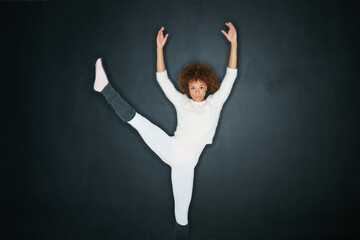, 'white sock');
94,58,109,92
